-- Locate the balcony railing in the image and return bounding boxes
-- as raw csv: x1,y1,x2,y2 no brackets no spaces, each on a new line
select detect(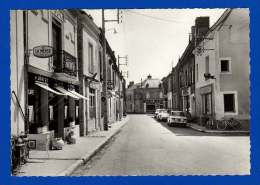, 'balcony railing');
53,50,77,77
